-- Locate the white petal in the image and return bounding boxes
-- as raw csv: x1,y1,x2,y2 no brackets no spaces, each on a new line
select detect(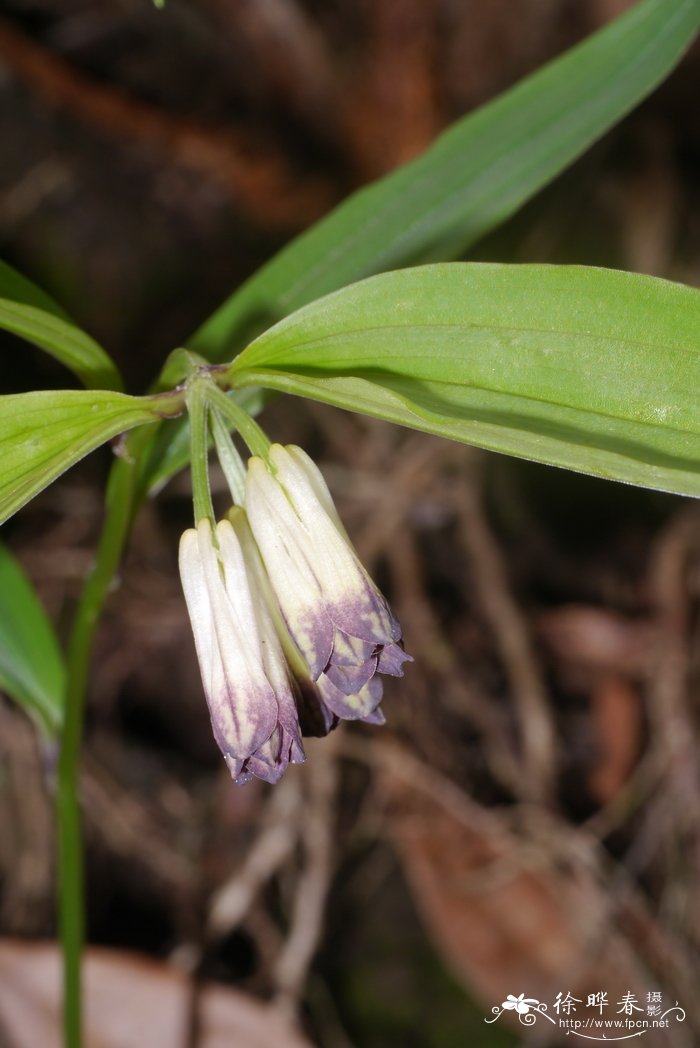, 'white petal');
271,444,347,535
226,510,303,751
181,521,277,759
274,447,399,643
246,459,333,675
